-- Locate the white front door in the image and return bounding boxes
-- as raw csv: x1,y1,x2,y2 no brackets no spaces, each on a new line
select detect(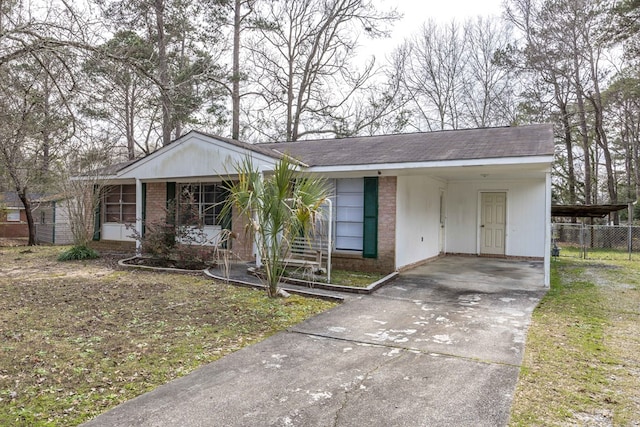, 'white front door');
480,192,506,255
